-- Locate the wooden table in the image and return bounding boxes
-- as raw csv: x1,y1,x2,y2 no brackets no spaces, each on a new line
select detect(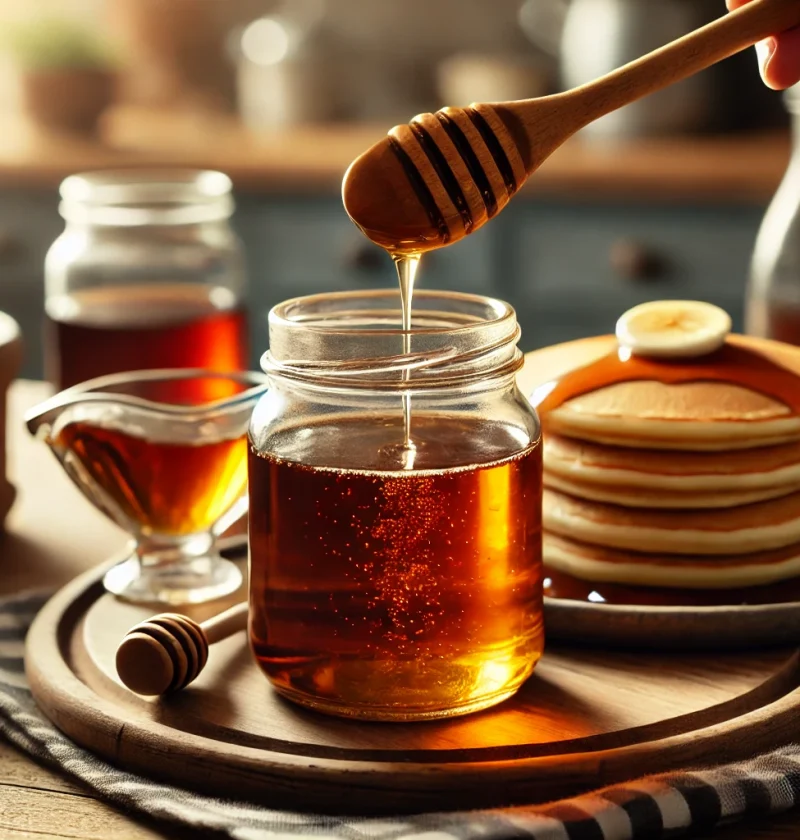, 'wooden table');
2,380,800,839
